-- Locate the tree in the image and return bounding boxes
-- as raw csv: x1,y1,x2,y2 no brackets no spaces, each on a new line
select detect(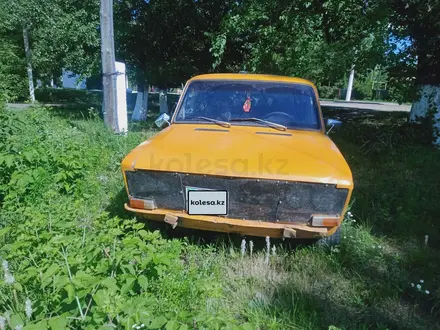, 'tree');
31,0,101,78
0,0,43,102
114,0,150,121
115,0,234,116
211,0,388,89
0,0,101,102
387,0,440,145
0,29,28,102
